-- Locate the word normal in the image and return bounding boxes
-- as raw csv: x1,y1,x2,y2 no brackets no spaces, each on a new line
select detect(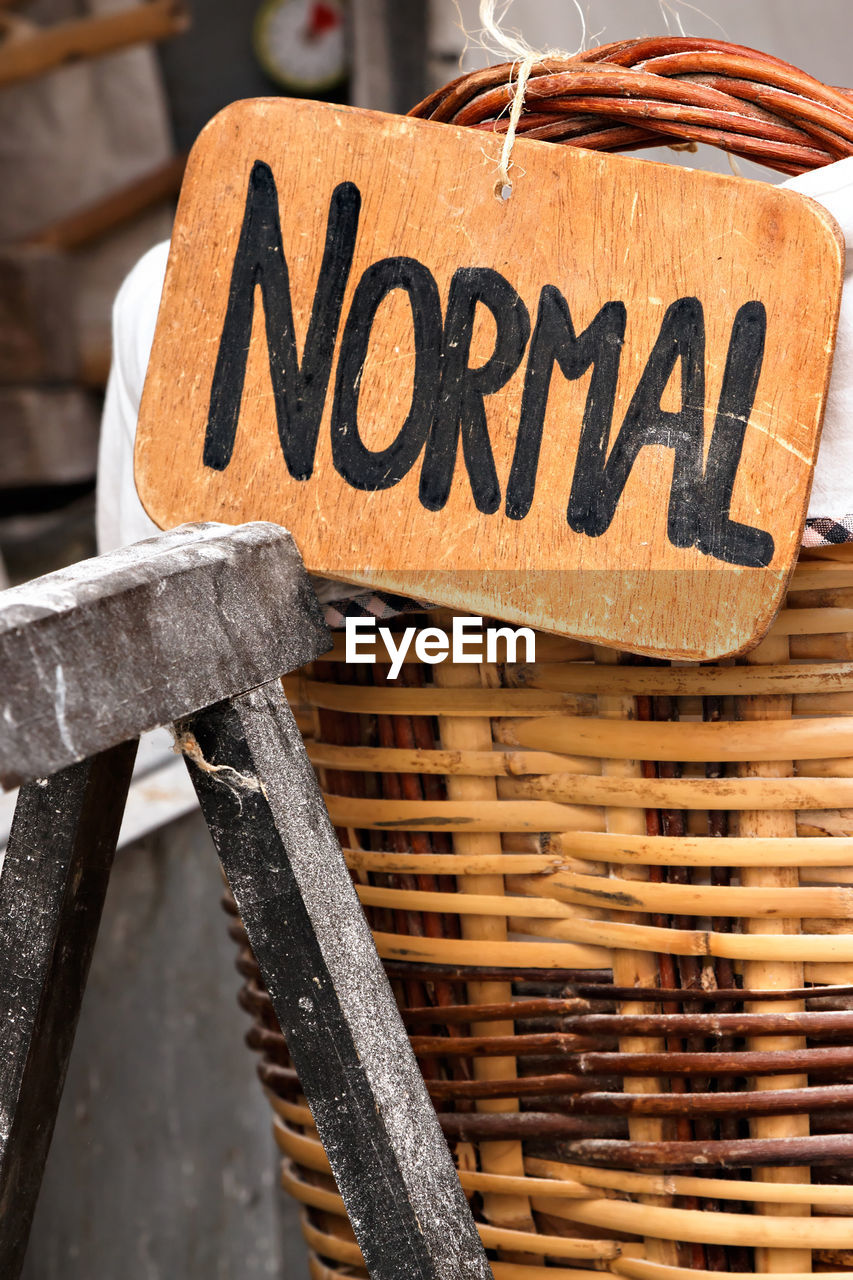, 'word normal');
204,161,773,569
